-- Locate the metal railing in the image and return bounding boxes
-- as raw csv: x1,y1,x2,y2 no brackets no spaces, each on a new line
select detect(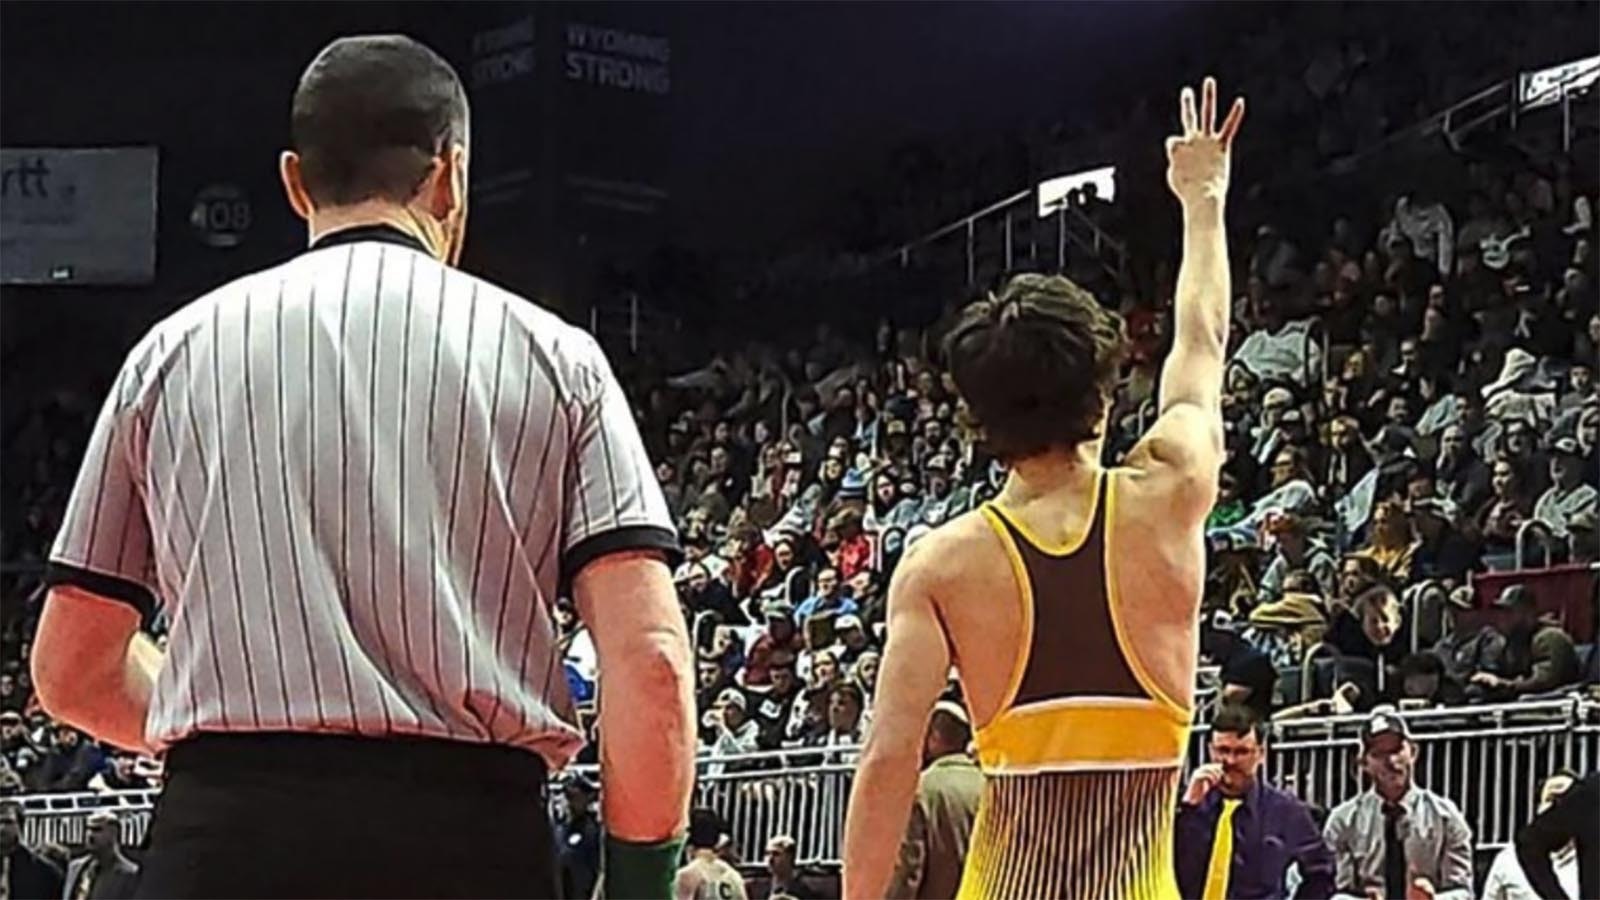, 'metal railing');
1249,696,1599,851
18,698,1596,865
885,185,1127,288
1515,519,1566,570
